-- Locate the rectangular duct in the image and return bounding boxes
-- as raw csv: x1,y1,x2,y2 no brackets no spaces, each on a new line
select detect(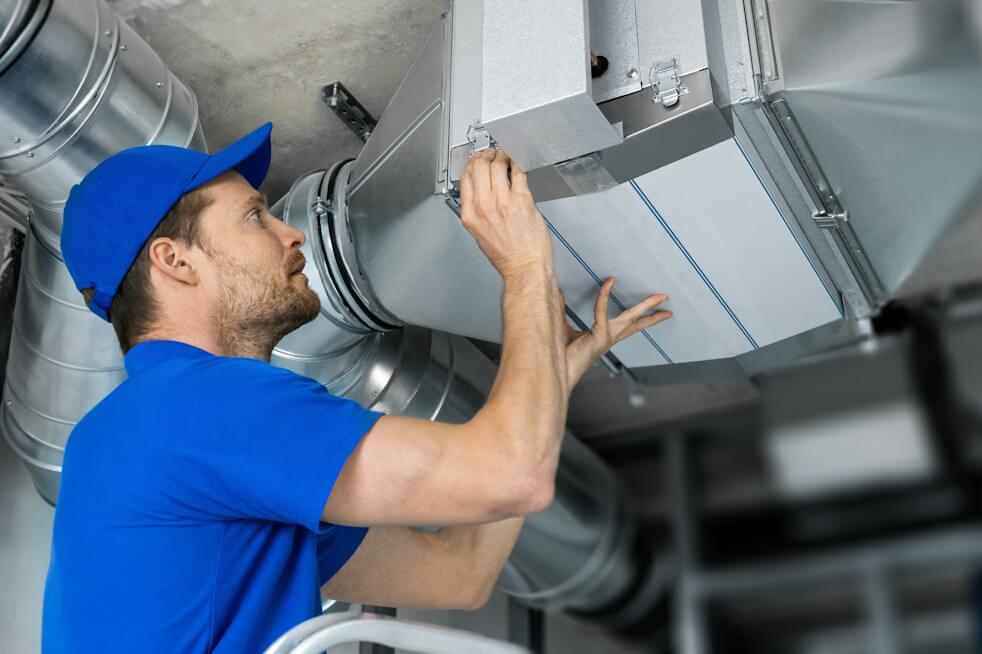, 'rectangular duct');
343,0,982,377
